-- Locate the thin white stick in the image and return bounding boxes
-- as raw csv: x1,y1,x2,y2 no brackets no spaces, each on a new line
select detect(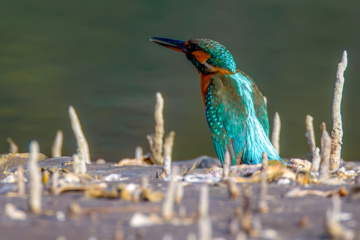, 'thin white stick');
27,140,42,214
162,155,171,176
320,131,331,181
69,106,91,164
149,92,165,165
161,166,178,220
52,130,63,157
163,131,175,162
7,137,18,154
310,147,321,173
330,51,348,170
198,184,211,240
17,165,25,195
259,152,268,213
135,146,143,161
51,170,59,194
271,112,281,154
222,150,230,179
262,152,268,168
305,115,316,158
